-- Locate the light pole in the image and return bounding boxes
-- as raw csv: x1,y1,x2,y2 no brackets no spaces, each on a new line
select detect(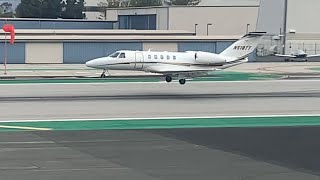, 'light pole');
39,0,43,29
206,23,212,36
194,24,198,35
282,0,288,55
39,0,43,18
246,23,250,34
